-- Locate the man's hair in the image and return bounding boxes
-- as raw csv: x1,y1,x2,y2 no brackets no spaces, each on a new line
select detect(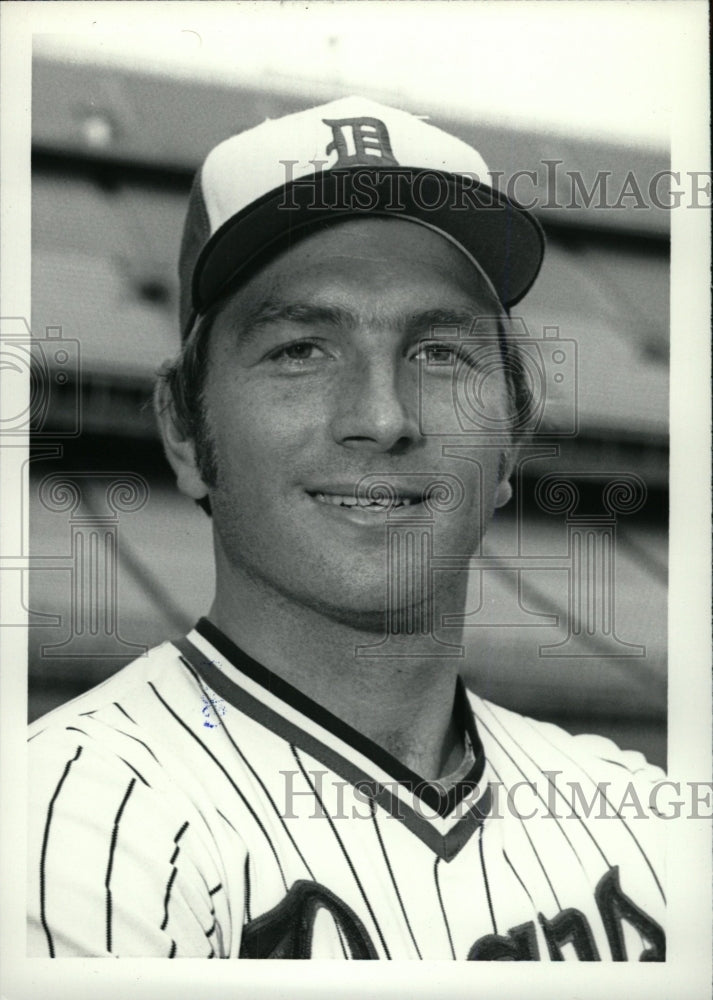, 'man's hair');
155,309,218,516
156,303,536,518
